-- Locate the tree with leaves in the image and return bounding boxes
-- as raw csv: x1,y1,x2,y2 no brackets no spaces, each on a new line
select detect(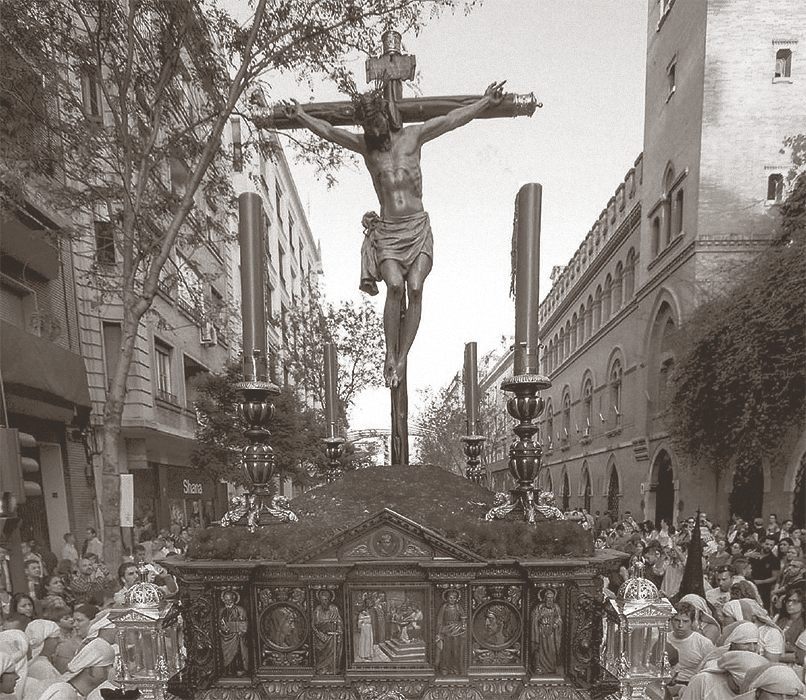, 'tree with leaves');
416,348,512,476
192,356,377,488
191,359,322,488
284,275,384,425
0,0,471,564
667,172,806,520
